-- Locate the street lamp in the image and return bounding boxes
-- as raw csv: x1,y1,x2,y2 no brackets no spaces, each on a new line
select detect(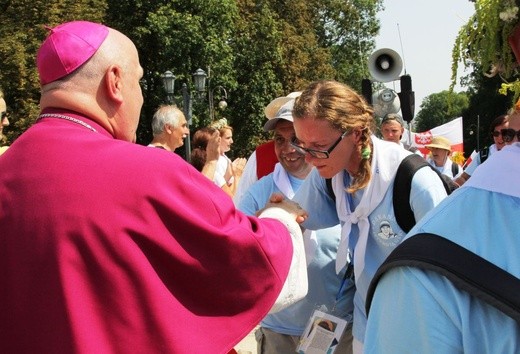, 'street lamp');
192,68,207,94
192,67,228,121
161,70,191,161
209,86,228,121
161,71,176,104
161,68,228,161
